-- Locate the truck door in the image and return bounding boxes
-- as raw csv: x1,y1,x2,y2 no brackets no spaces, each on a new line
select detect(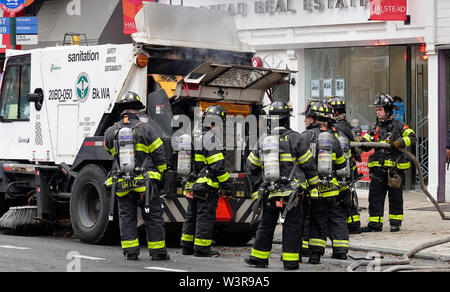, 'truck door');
0,54,32,161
